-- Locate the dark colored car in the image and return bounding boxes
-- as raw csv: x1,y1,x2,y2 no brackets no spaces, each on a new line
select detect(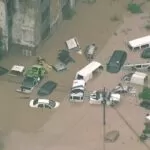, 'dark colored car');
140,101,150,110
141,48,150,59
57,49,75,65
0,67,9,76
37,81,57,96
107,50,127,73
22,77,39,90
